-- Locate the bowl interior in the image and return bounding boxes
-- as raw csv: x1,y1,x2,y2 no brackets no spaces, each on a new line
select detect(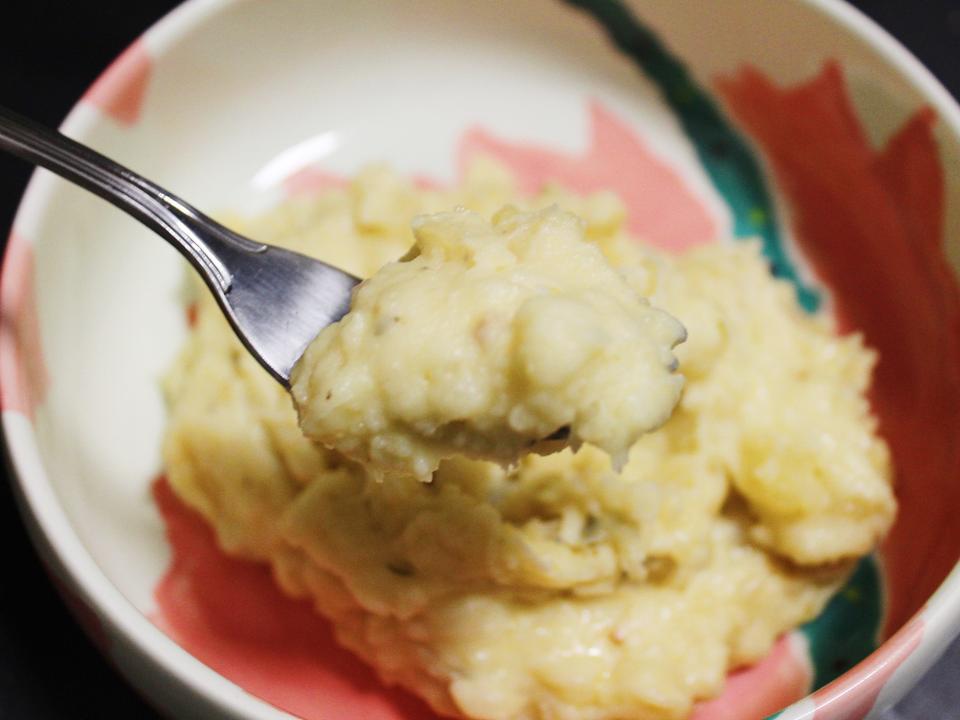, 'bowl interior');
5,0,960,718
